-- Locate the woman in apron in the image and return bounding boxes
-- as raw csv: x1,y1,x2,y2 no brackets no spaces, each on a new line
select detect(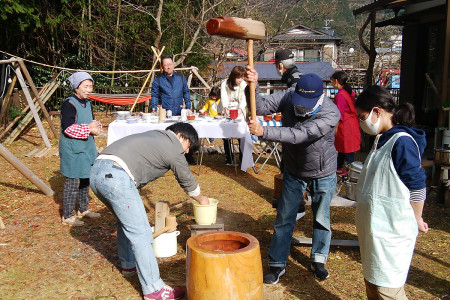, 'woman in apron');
59,72,102,226
354,85,428,299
